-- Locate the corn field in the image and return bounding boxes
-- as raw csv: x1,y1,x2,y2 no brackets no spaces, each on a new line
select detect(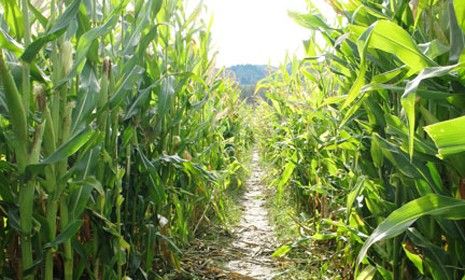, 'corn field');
0,0,253,279
258,0,465,279
3,0,465,279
